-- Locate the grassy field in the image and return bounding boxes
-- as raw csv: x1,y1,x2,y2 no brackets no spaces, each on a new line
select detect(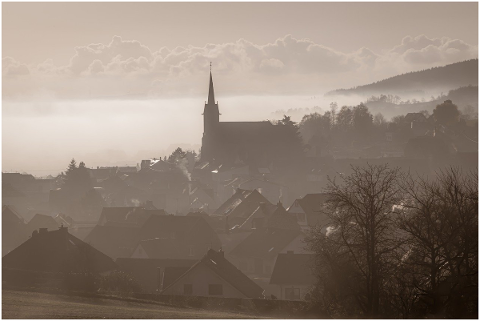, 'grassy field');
2,290,258,319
